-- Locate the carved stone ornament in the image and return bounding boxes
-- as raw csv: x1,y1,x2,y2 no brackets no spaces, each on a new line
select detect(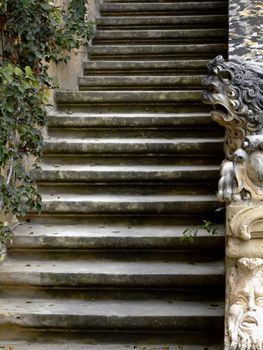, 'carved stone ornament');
202,56,263,203
203,56,263,349
229,206,263,241
227,258,263,350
